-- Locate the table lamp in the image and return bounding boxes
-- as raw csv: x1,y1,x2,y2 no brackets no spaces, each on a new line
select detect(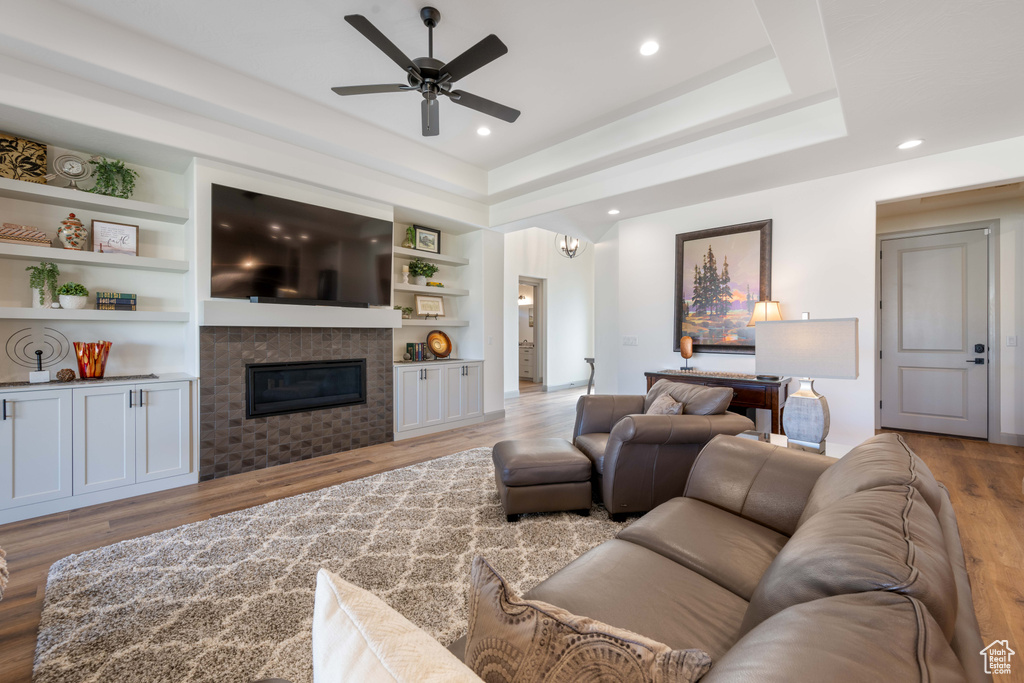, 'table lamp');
754,318,859,453
747,300,783,327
